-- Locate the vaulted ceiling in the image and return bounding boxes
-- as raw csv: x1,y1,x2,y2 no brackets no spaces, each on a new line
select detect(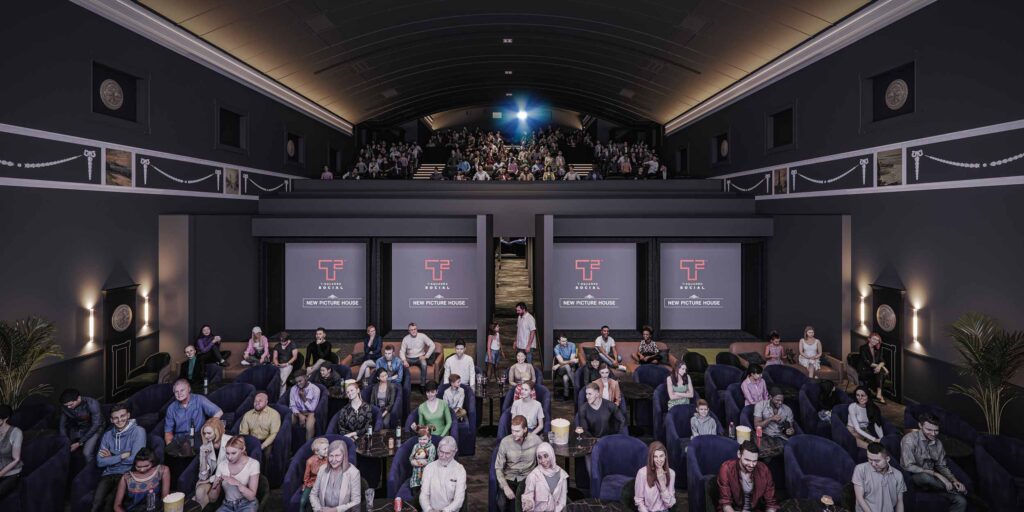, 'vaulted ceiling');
138,0,872,127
